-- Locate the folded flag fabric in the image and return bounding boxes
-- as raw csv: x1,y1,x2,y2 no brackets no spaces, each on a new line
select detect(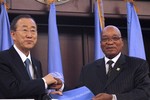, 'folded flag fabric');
127,1,146,60
0,2,13,51
48,3,64,82
94,0,104,60
51,86,94,100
